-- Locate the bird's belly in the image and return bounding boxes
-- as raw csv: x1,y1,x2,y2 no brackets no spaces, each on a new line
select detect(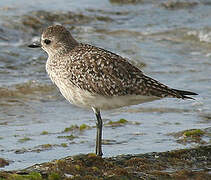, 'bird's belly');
54,80,93,108
53,78,160,110
93,95,160,110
